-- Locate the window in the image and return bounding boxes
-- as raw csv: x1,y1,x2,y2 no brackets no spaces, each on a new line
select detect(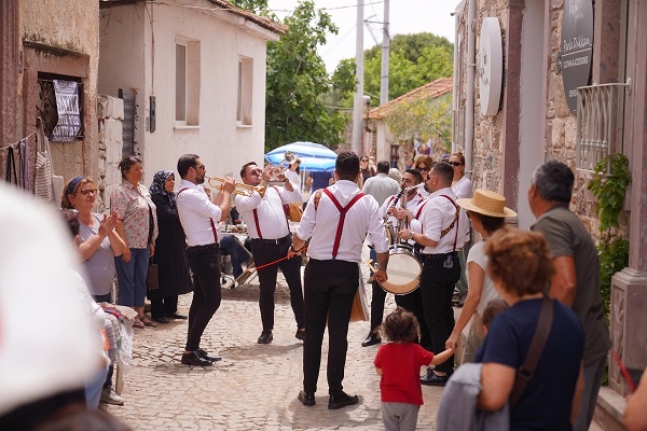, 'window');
175,39,200,126
237,56,253,126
